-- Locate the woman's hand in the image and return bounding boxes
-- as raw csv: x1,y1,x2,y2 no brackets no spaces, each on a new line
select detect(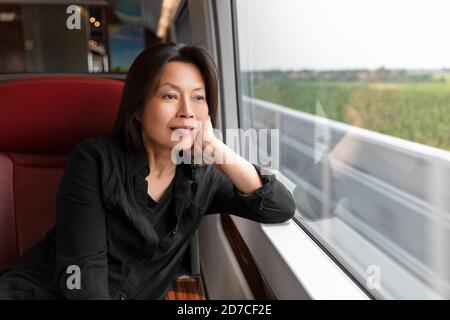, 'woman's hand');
191,115,222,164
199,115,217,149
